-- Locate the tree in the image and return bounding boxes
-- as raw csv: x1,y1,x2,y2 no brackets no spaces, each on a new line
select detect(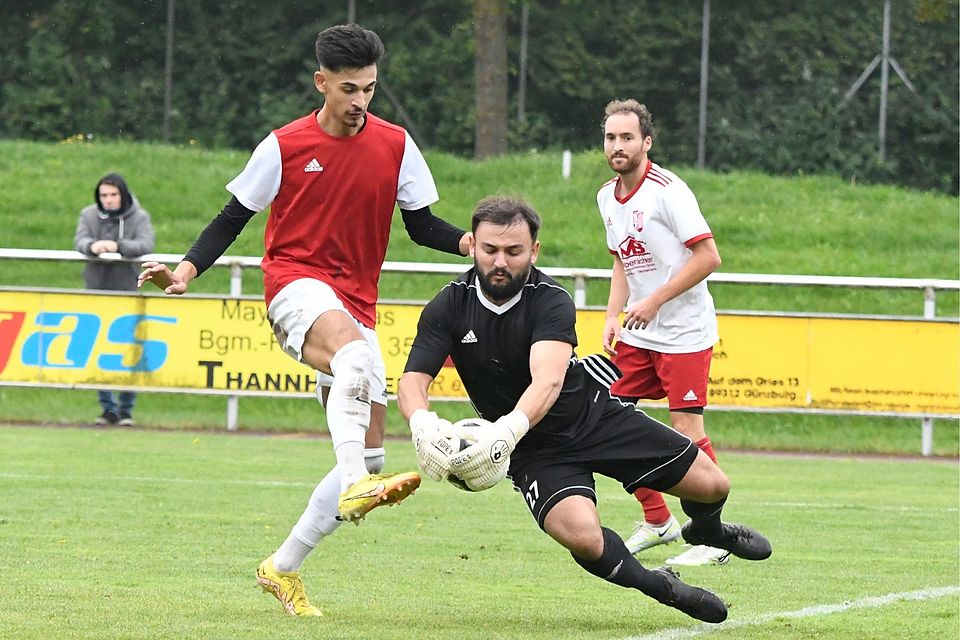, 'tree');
473,0,508,158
